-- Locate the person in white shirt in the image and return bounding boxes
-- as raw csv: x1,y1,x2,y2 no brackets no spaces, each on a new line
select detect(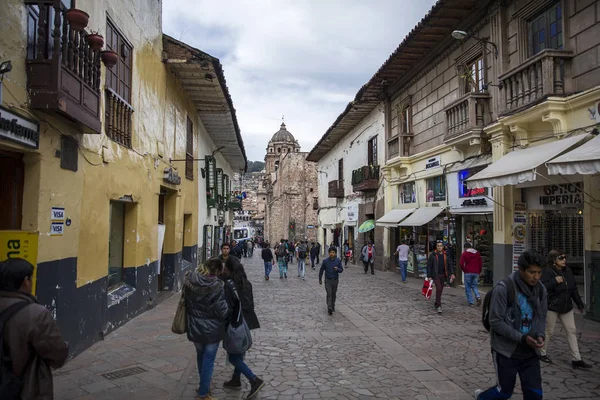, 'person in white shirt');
395,240,411,283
